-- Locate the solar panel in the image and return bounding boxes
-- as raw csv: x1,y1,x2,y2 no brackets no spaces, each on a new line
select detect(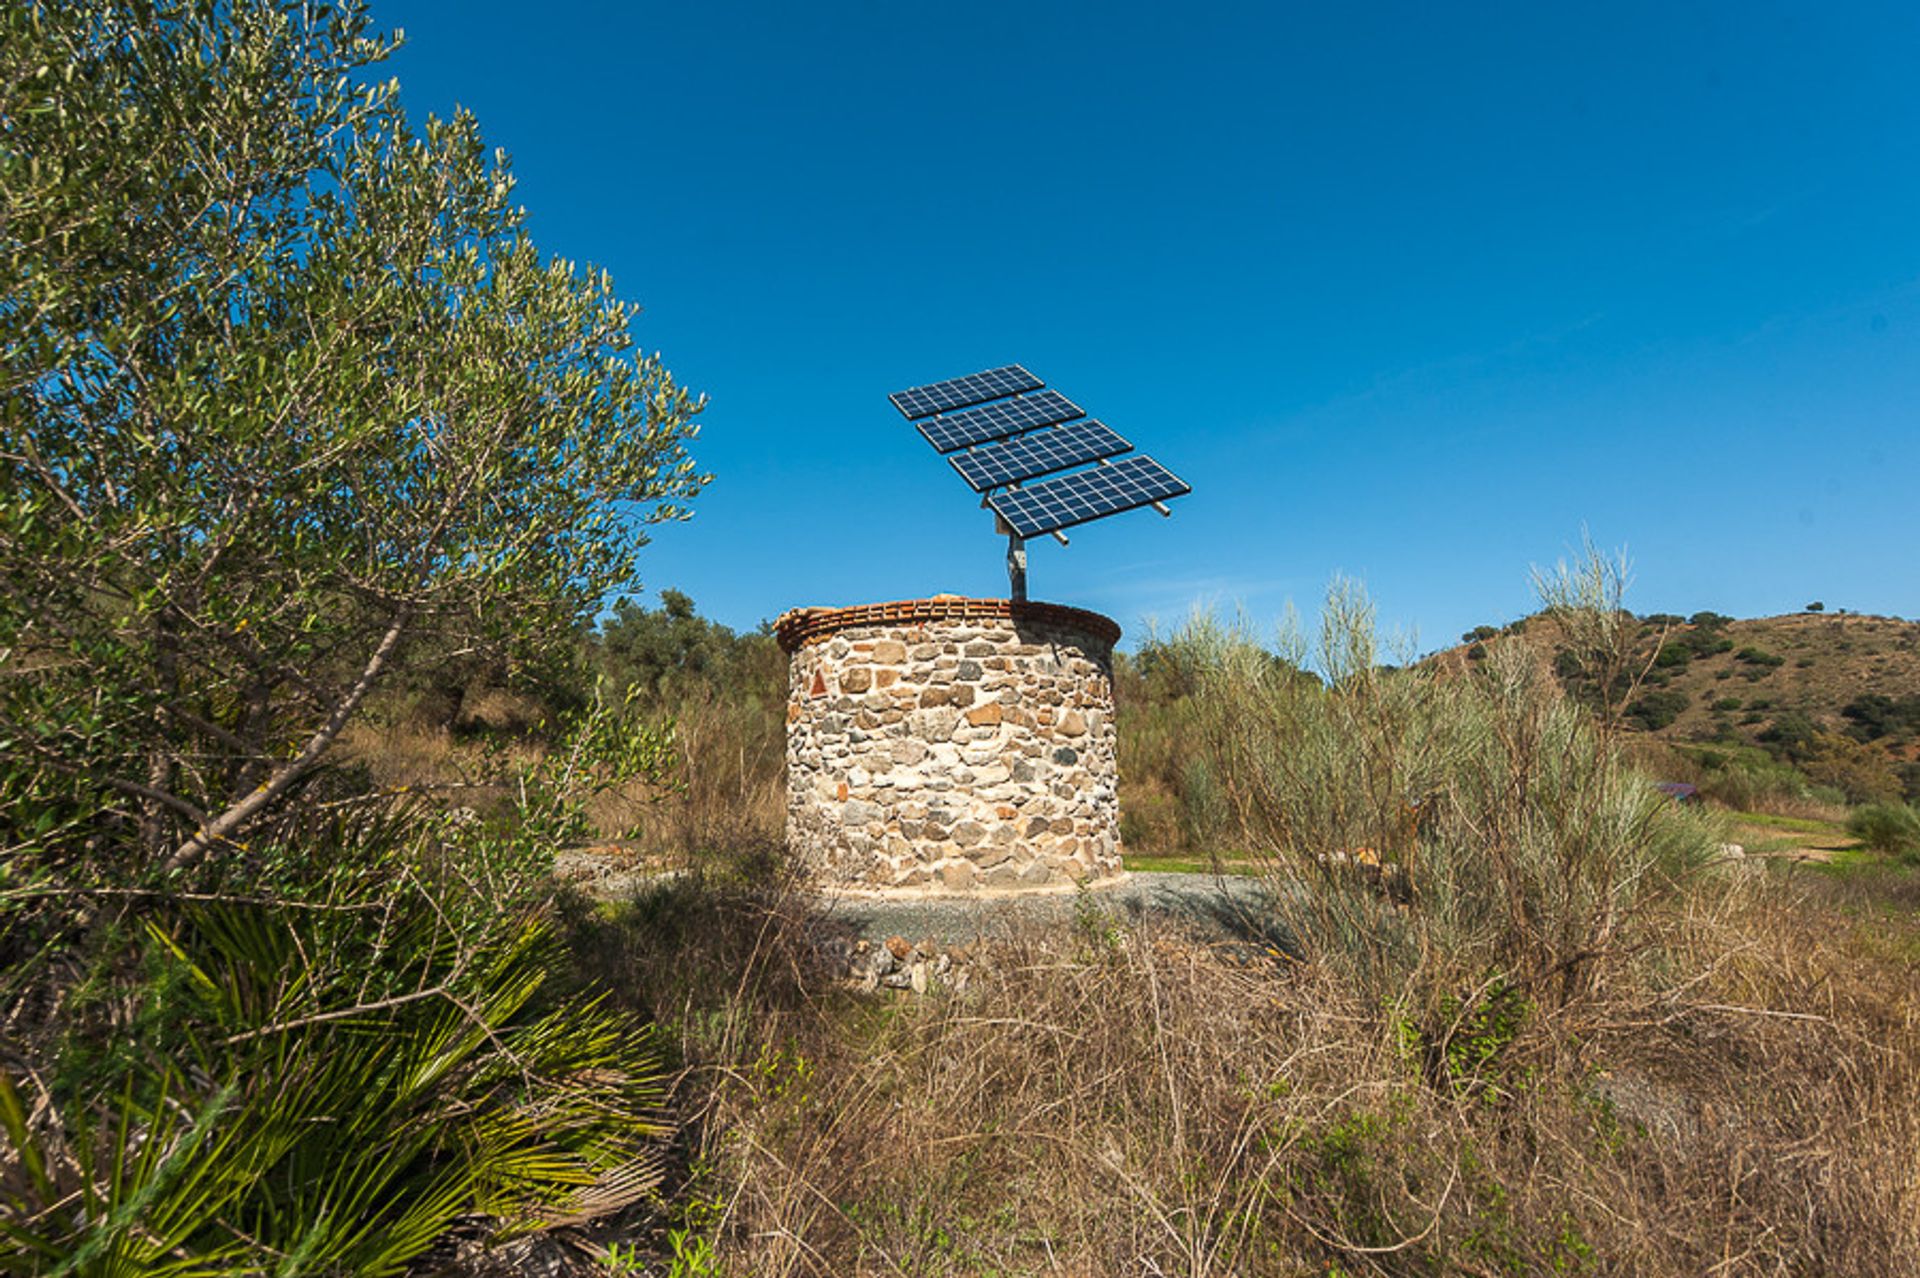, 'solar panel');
949,420,1133,492
889,365,1042,420
915,389,1085,453
987,455,1191,538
